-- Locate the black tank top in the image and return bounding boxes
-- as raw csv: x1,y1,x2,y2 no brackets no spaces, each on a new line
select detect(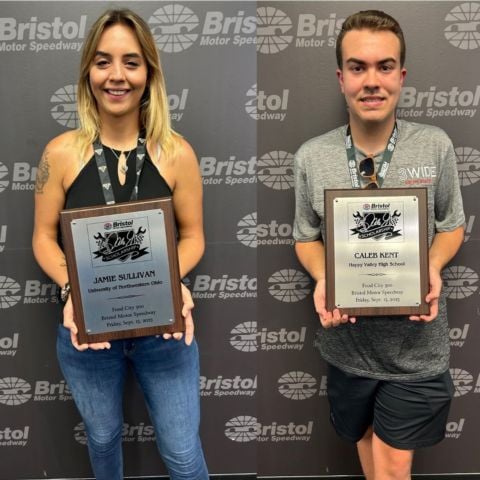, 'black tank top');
65,147,172,208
